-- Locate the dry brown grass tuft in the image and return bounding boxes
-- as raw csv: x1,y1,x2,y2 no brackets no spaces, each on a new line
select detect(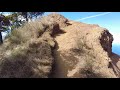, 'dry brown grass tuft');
79,54,104,78
0,17,57,78
0,39,53,78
